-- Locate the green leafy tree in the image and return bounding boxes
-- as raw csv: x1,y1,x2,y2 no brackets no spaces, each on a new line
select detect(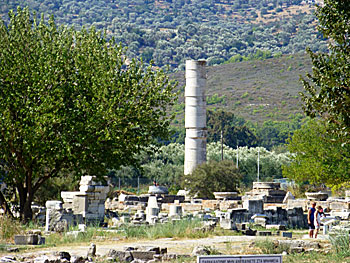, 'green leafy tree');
181,160,242,199
207,109,258,148
301,1,350,143
0,8,177,220
283,120,350,189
